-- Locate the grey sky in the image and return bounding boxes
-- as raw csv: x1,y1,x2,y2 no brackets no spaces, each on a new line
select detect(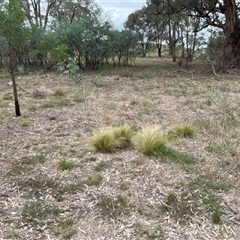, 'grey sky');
95,0,146,29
